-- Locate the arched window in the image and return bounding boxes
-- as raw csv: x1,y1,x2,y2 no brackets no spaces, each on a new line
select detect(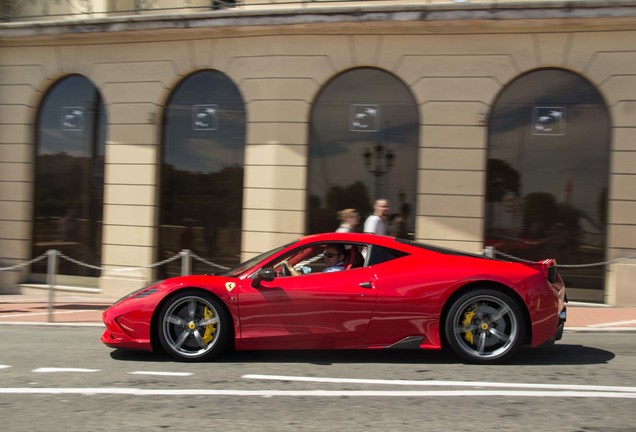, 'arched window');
486,68,610,299
308,68,419,237
161,70,245,275
33,75,105,278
